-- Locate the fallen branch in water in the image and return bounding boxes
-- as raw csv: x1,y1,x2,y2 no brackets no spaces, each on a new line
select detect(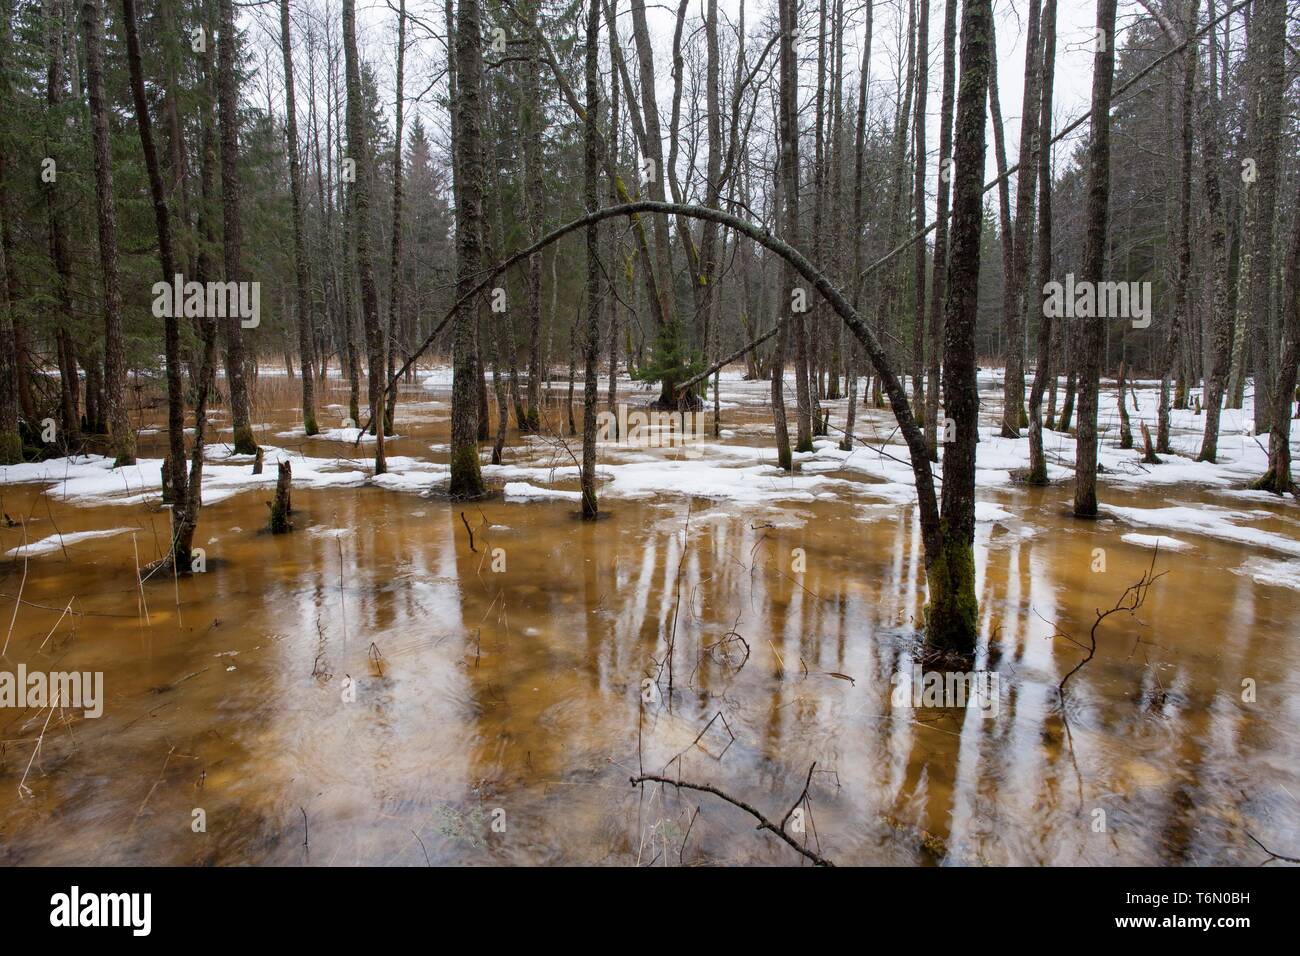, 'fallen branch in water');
630,761,835,867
